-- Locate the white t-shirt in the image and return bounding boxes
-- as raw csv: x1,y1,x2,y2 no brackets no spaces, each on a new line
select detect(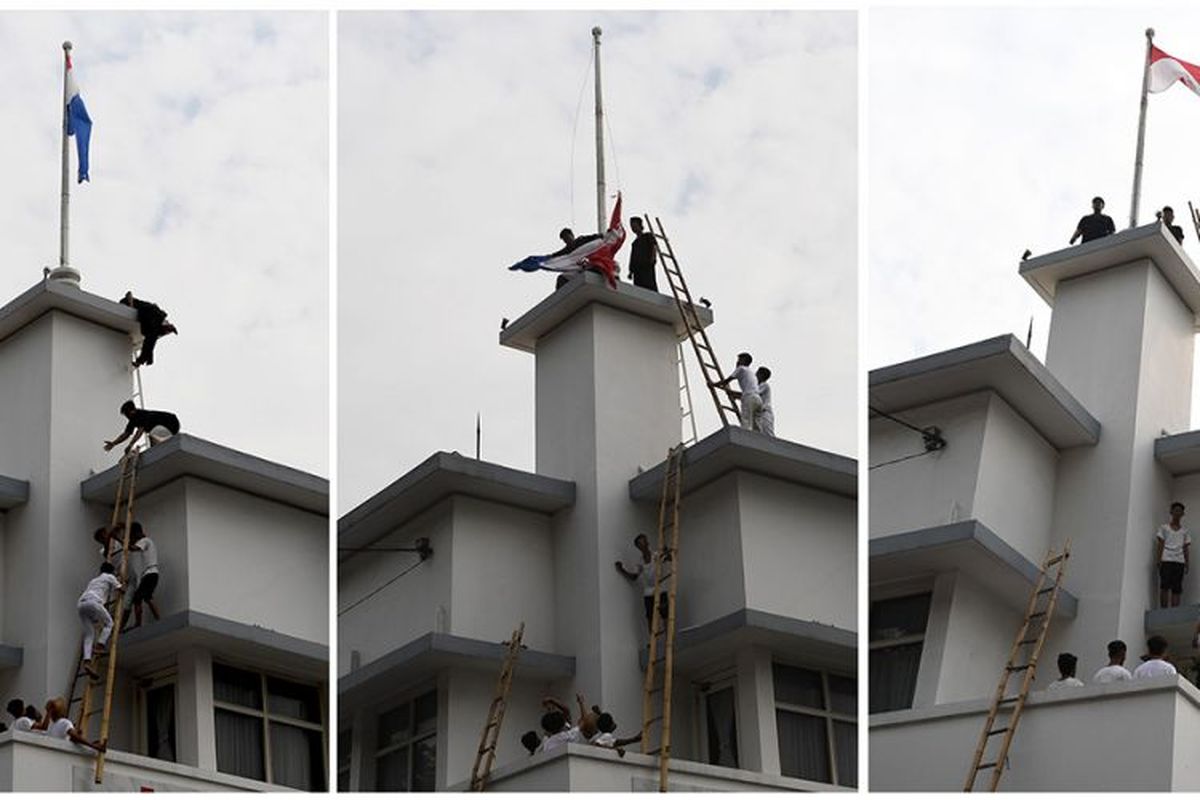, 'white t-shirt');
758,382,772,410
79,573,120,605
47,718,75,740
1157,524,1192,563
729,365,759,397
541,726,583,754
590,731,616,747
631,558,657,597
1093,665,1133,684
12,716,34,732
132,537,159,576
1133,658,1178,679
1046,676,1084,689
